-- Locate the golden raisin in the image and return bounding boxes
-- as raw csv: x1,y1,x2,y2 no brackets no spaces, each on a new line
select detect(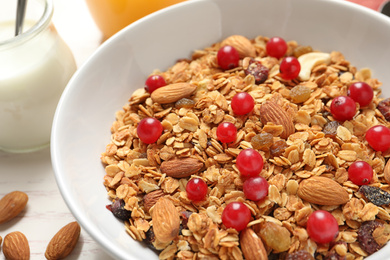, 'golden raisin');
293,45,313,58
289,85,311,103
175,98,195,109
270,139,288,157
251,133,273,151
